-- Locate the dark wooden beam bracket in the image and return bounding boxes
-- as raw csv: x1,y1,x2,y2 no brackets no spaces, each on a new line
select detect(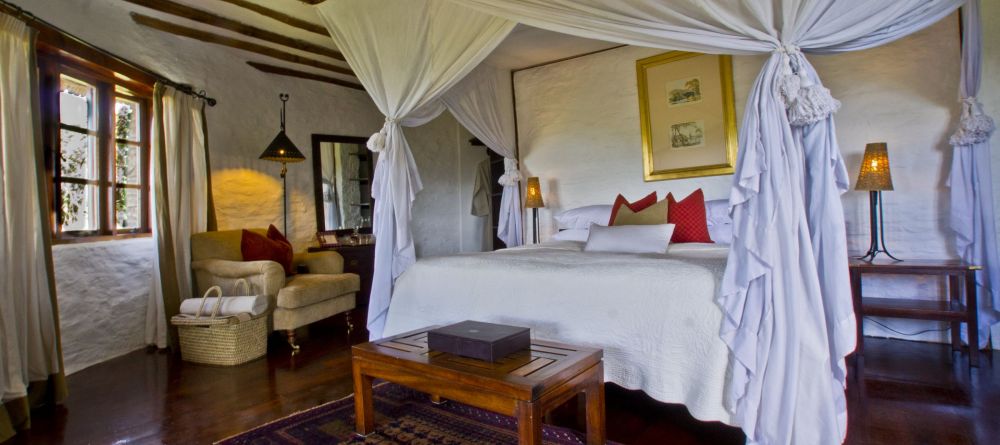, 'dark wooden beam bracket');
124,0,344,61
247,61,364,91
131,13,355,77
215,0,330,36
